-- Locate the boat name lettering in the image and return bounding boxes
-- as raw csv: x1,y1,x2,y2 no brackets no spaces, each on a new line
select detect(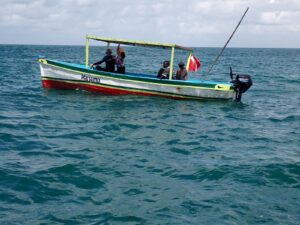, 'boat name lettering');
81,74,101,83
